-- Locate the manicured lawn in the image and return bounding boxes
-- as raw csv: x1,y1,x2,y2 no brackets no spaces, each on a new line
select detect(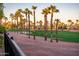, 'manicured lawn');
9,29,79,43
31,30,79,43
